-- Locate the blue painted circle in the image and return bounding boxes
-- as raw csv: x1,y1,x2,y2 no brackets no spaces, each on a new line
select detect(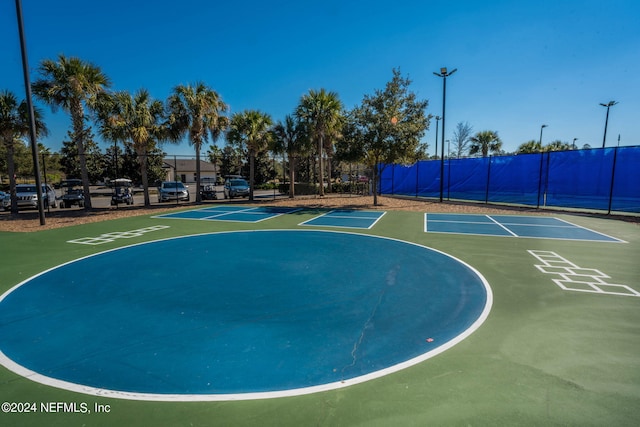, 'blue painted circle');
0,230,489,396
